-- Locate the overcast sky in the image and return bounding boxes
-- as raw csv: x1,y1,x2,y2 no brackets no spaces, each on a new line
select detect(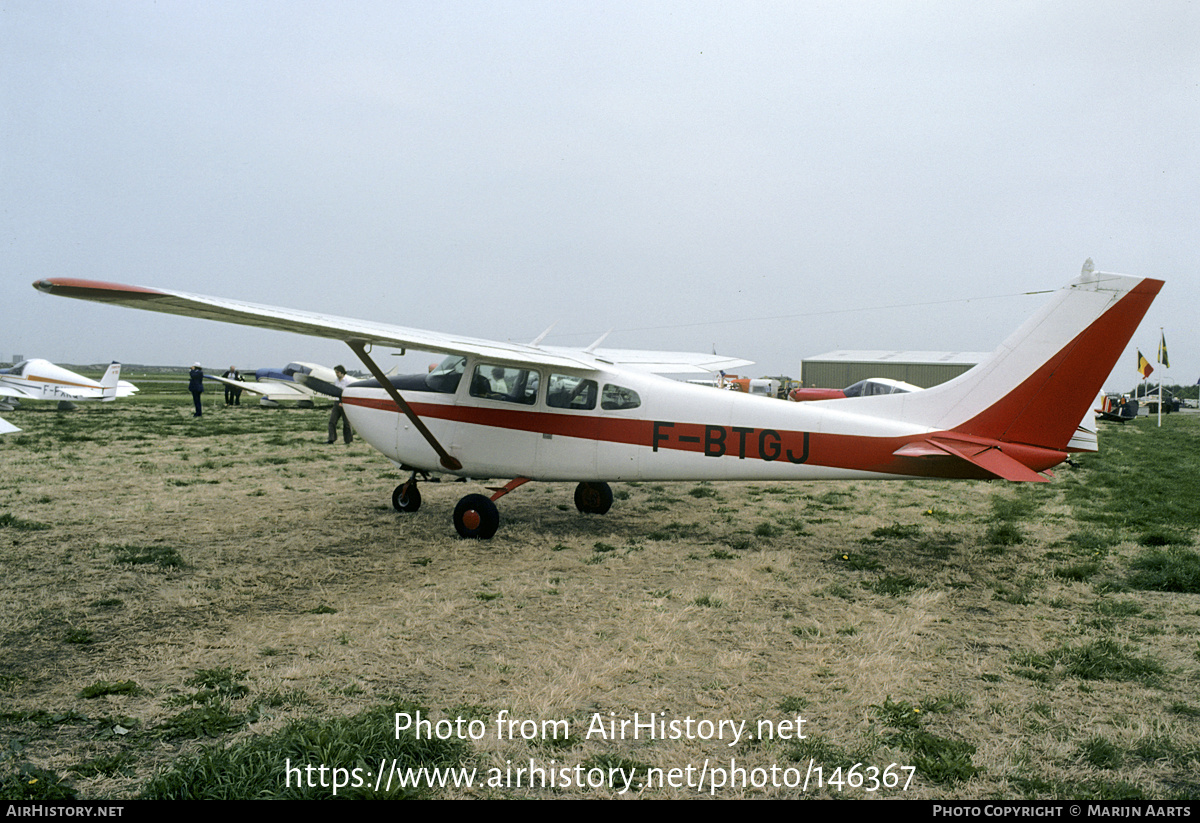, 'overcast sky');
3,1,1196,390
